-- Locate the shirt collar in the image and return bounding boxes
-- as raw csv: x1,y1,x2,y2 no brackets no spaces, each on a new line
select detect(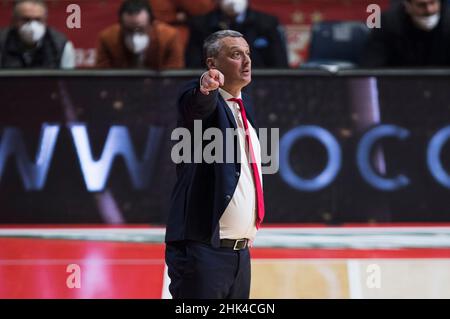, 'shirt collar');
219,88,242,101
